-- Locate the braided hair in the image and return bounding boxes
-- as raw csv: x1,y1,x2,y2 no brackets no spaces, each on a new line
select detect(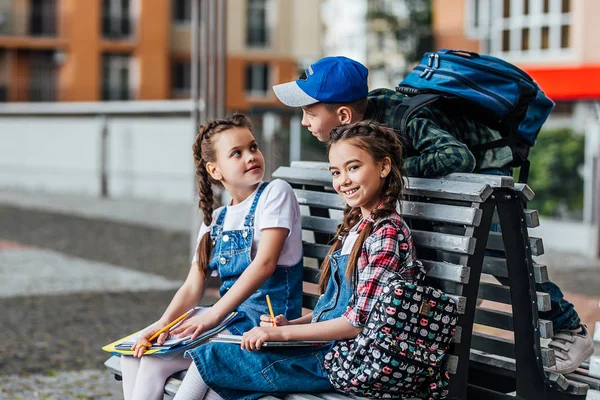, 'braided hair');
318,120,405,293
192,113,253,277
